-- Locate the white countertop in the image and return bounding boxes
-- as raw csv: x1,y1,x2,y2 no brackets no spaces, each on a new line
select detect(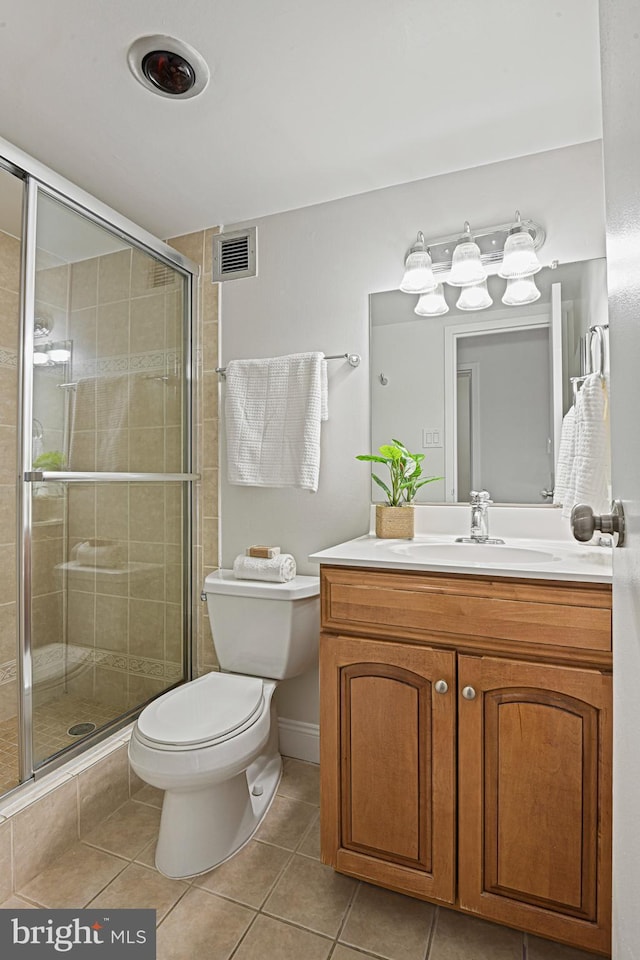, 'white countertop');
309,534,613,583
